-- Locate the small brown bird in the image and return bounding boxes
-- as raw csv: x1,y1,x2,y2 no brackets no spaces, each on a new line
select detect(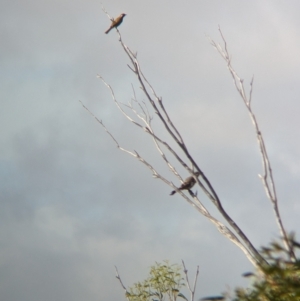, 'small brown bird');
170,172,200,196
105,13,126,34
